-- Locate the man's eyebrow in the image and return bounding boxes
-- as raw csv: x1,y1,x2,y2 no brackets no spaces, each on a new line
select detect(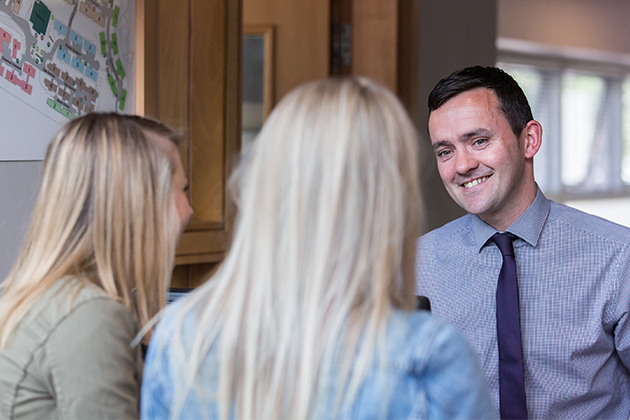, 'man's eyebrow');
459,128,493,142
432,129,494,150
432,140,452,150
